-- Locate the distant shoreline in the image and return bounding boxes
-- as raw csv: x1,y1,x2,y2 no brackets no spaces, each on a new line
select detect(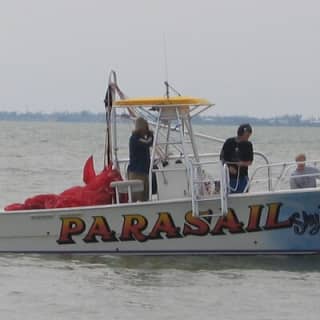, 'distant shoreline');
0,111,319,127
